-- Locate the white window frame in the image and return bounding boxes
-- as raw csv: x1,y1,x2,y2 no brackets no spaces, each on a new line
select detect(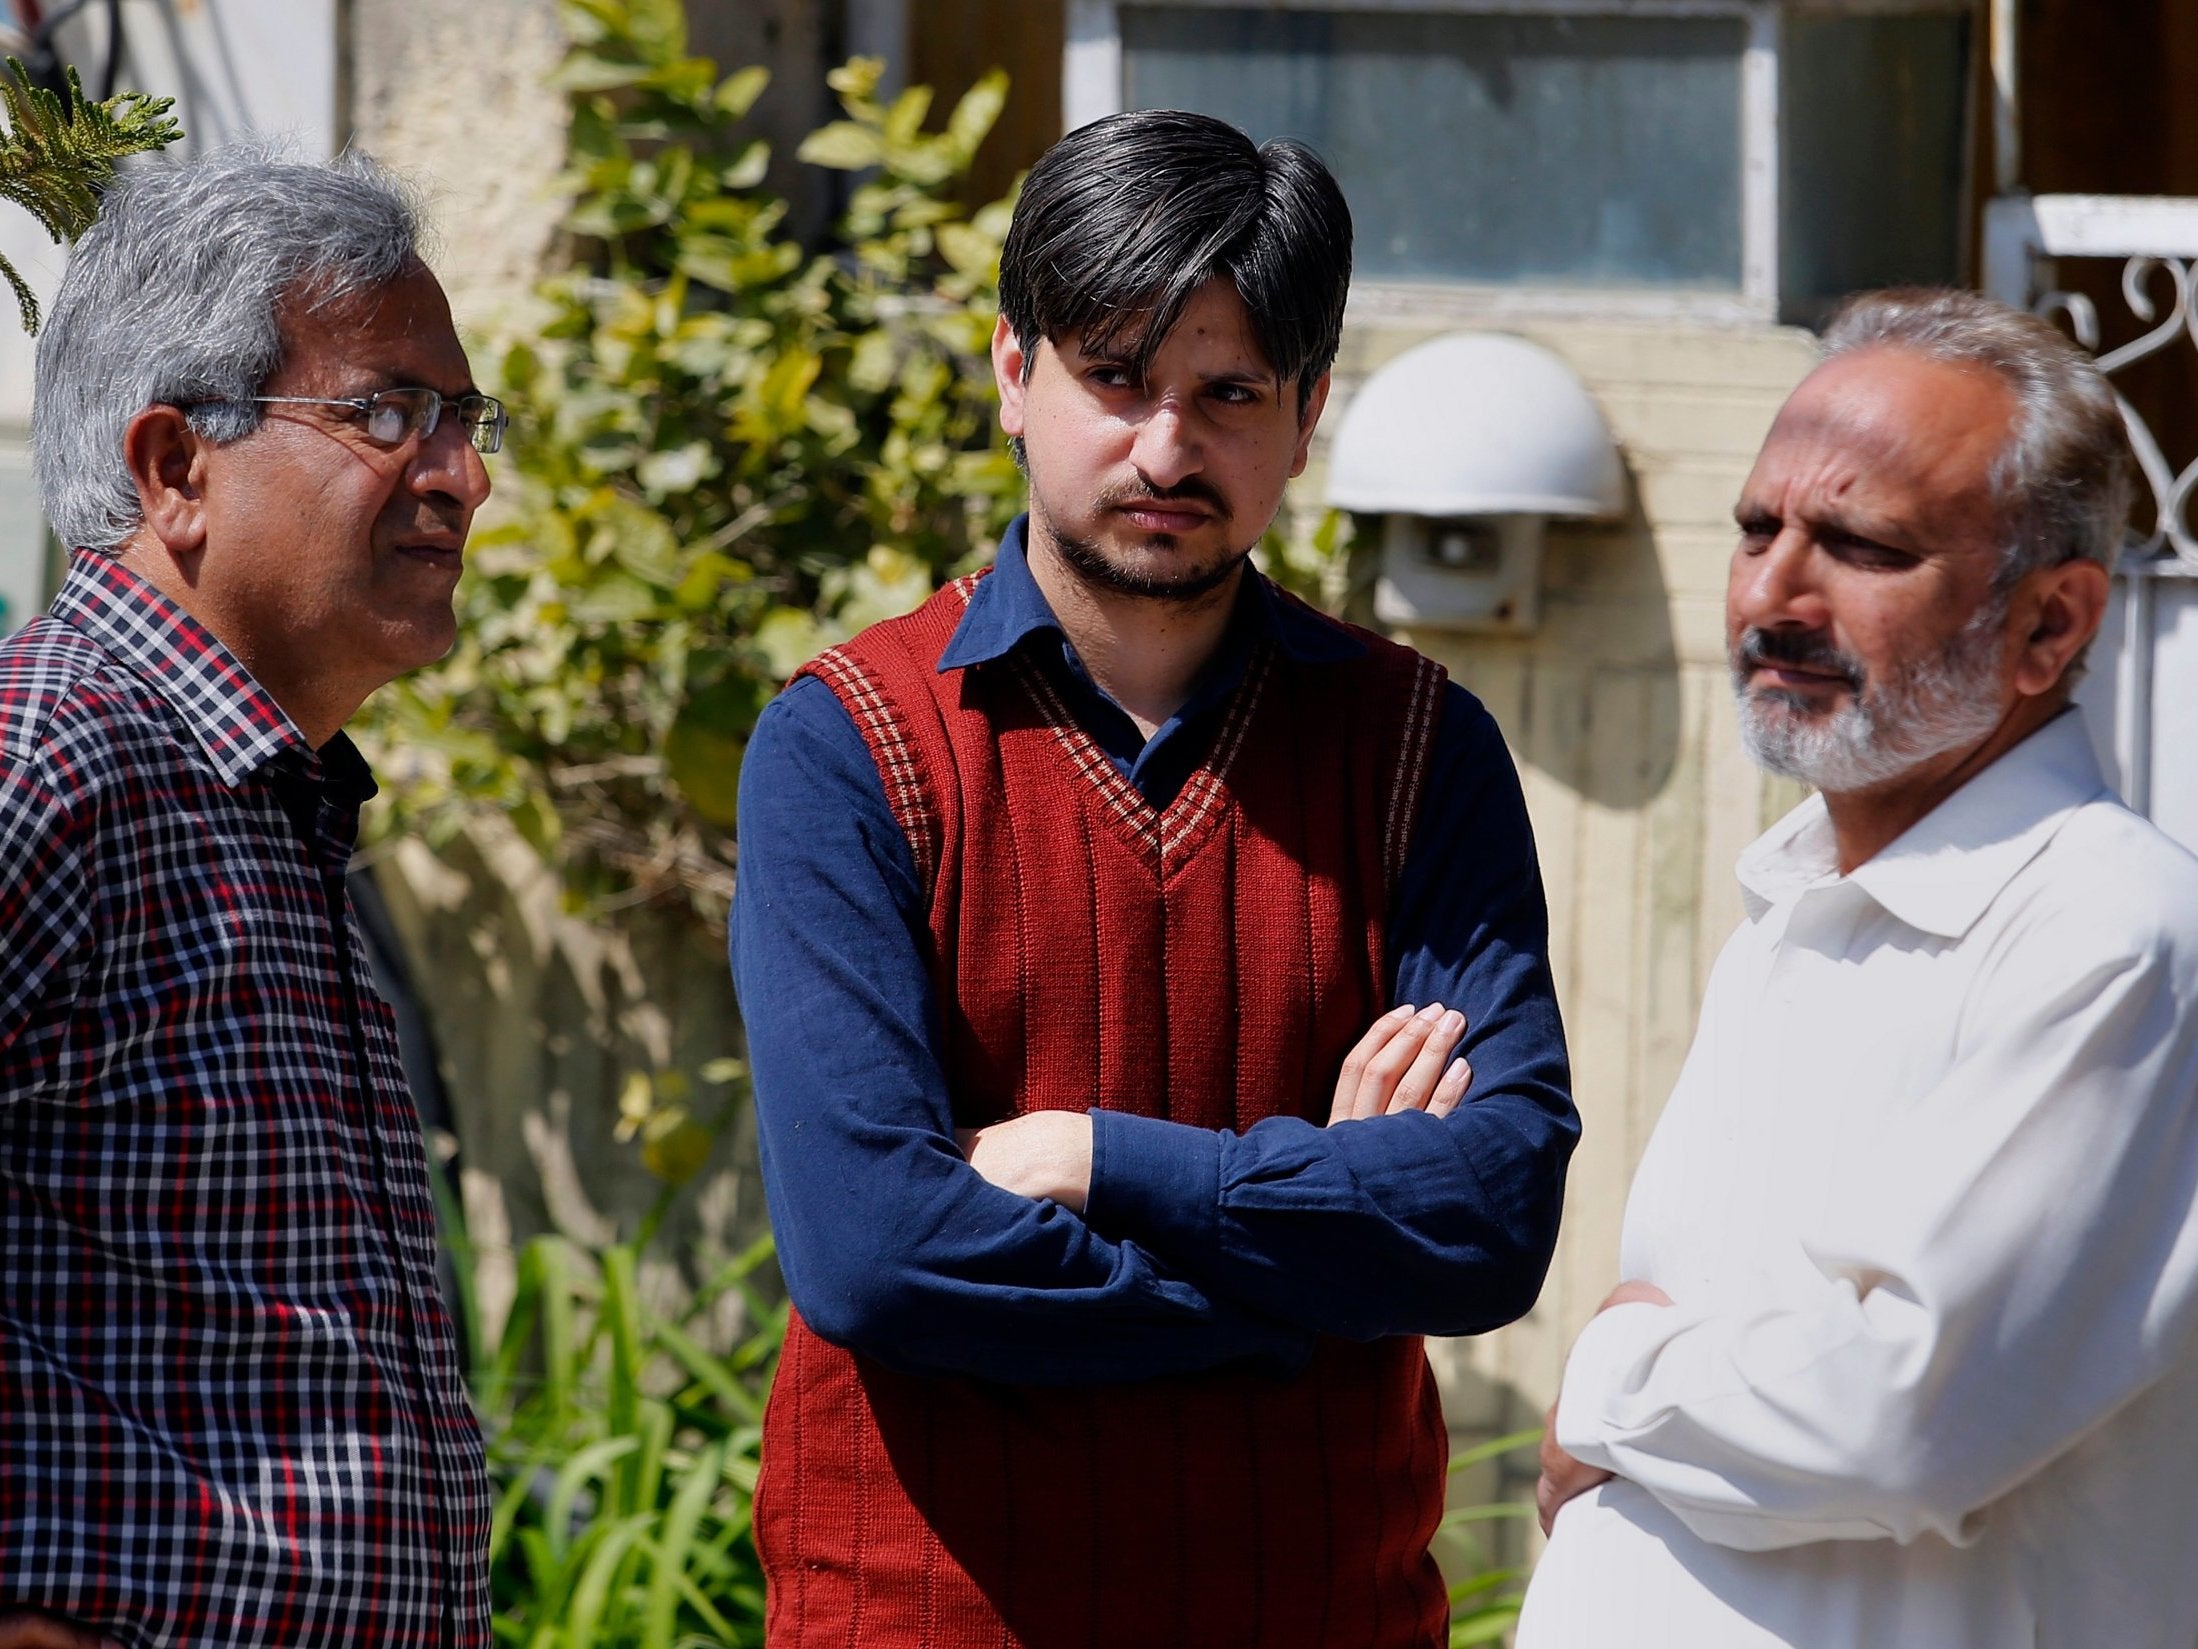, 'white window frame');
1065,0,1977,325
